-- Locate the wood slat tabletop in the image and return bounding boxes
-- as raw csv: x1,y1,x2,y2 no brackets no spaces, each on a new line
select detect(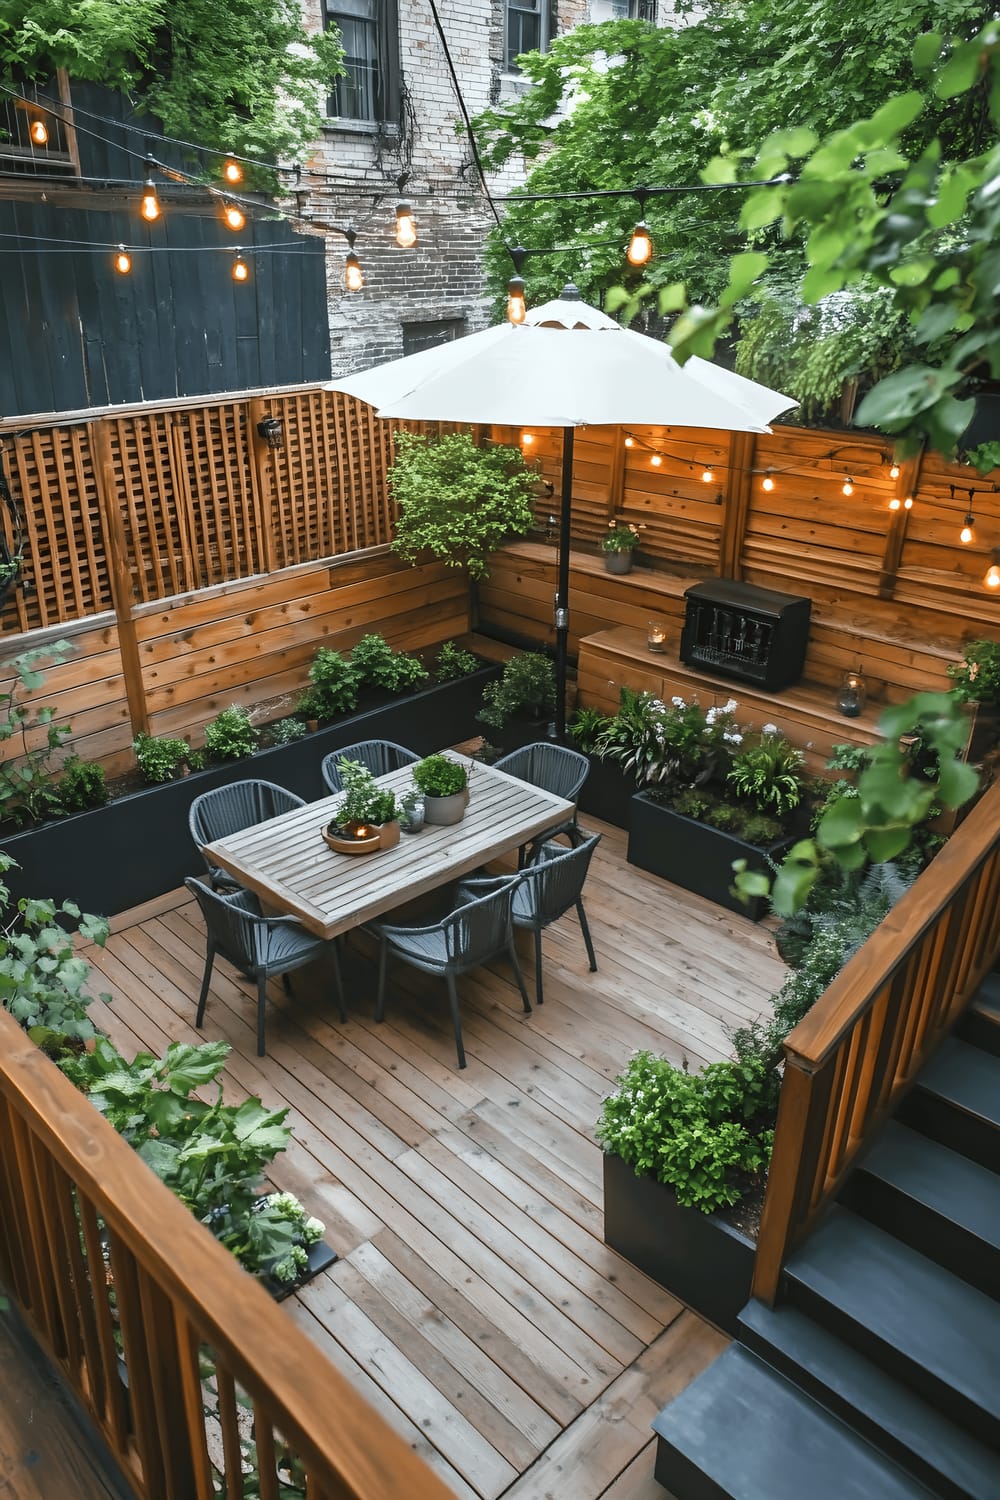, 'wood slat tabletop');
203,753,574,939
